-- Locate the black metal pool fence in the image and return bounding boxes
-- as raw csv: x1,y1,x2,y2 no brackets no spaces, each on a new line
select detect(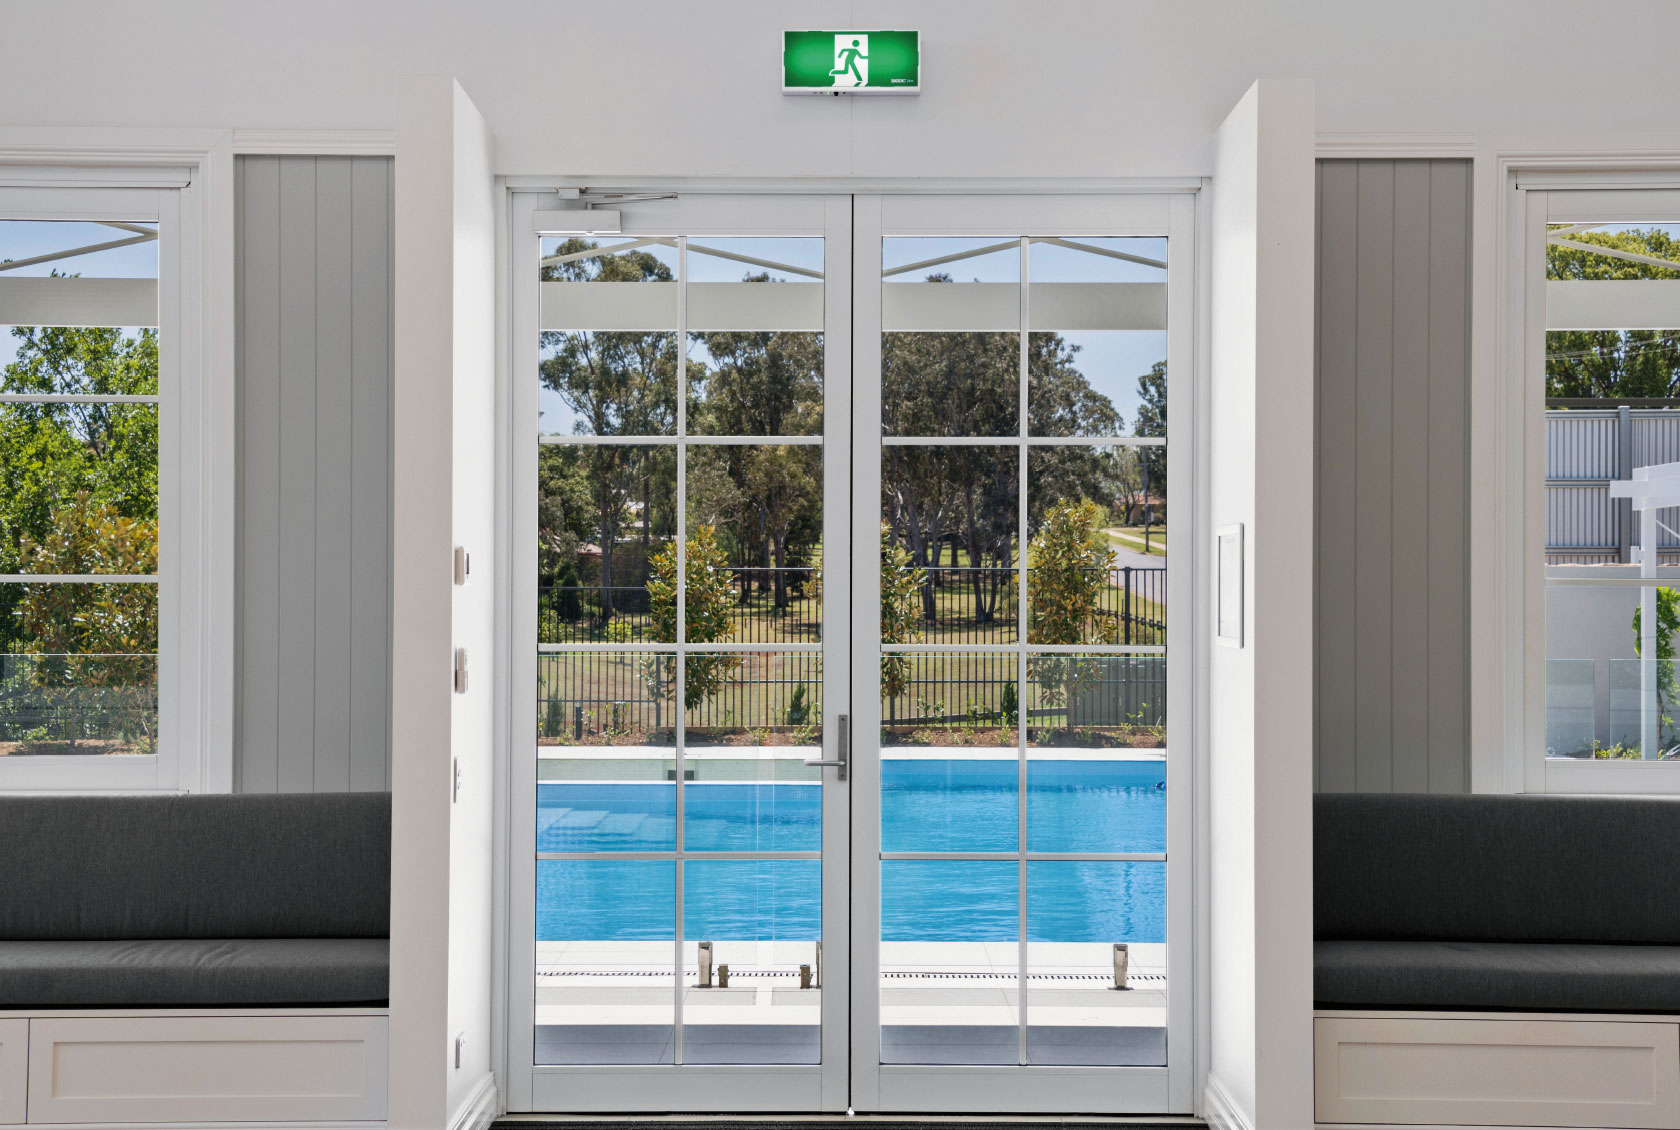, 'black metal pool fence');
538,564,1166,647
0,653,160,747
535,651,1166,742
